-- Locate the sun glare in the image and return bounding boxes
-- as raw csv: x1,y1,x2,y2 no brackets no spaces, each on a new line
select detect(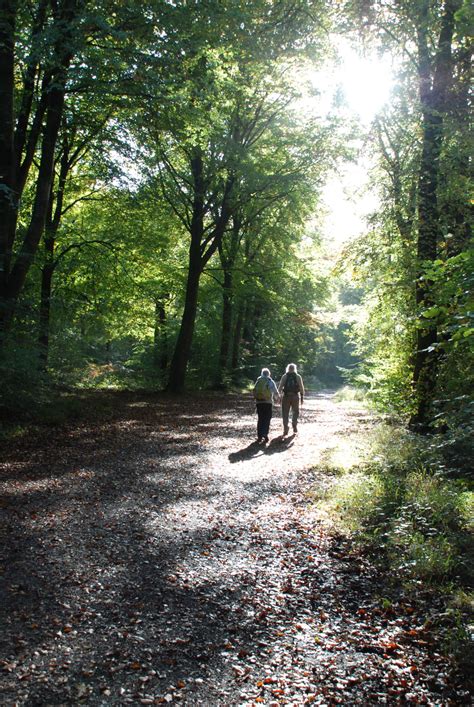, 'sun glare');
298,41,396,248
294,42,395,124
337,49,394,124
